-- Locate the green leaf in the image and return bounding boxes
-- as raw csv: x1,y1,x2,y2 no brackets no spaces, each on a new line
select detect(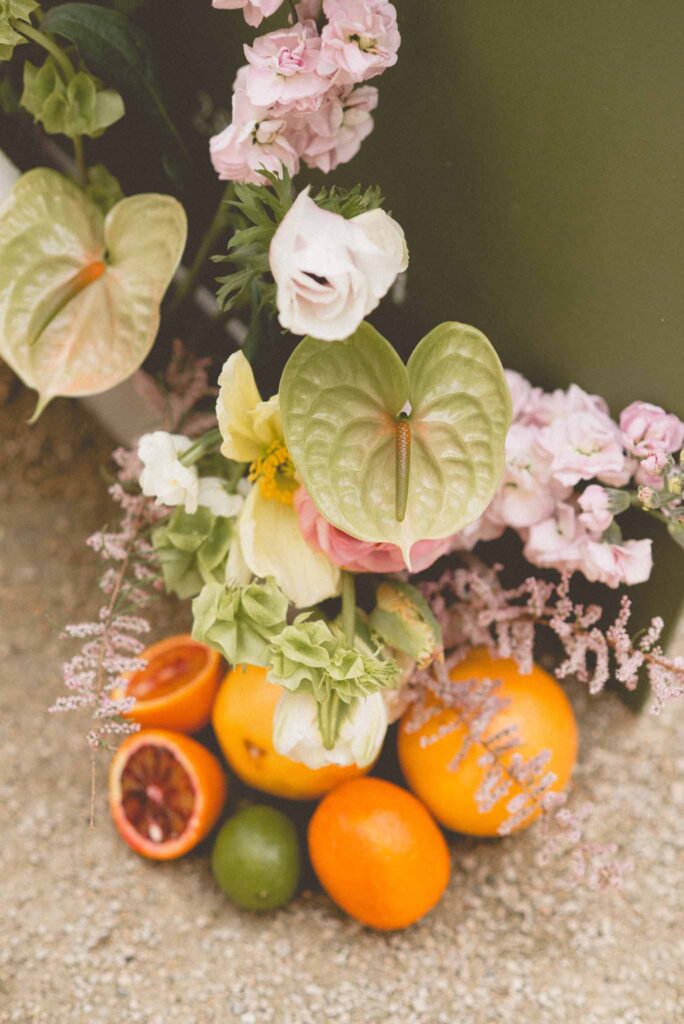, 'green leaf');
0,0,38,63
0,168,187,418
41,2,189,182
279,321,512,565
21,57,124,138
